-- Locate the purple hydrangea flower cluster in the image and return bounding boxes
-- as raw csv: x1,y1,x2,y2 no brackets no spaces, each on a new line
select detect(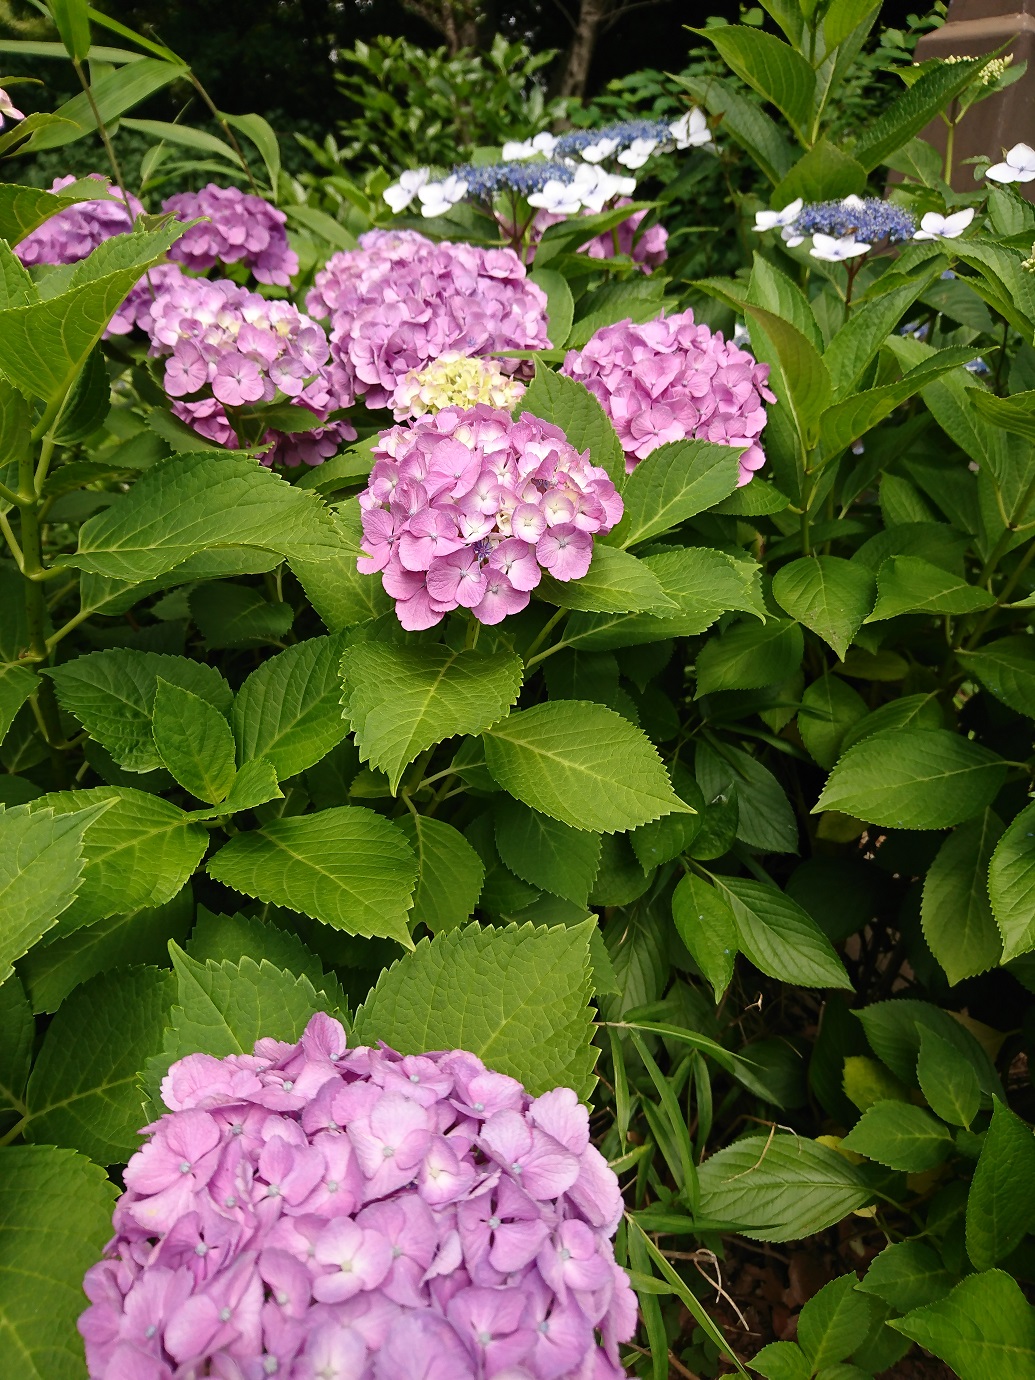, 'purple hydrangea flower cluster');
163,183,300,286
306,231,550,413
15,174,144,265
78,1015,636,1380
145,272,356,467
358,404,624,630
792,197,916,244
562,310,776,486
